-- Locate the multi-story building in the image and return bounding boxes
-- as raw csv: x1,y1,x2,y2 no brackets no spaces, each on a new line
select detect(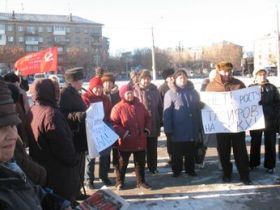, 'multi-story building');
254,32,278,73
0,11,109,71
